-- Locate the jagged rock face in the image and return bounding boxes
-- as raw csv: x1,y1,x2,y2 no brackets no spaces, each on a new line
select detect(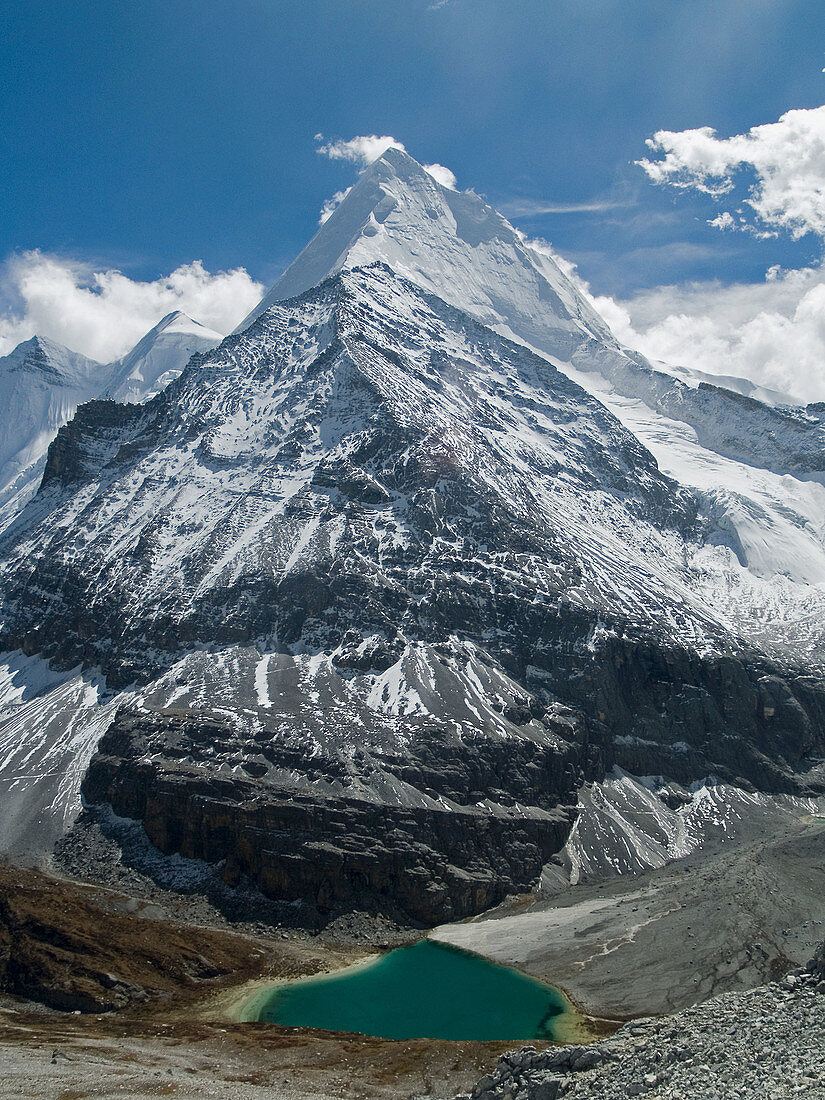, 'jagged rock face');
82,708,583,924
0,263,702,680
2,152,825,917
